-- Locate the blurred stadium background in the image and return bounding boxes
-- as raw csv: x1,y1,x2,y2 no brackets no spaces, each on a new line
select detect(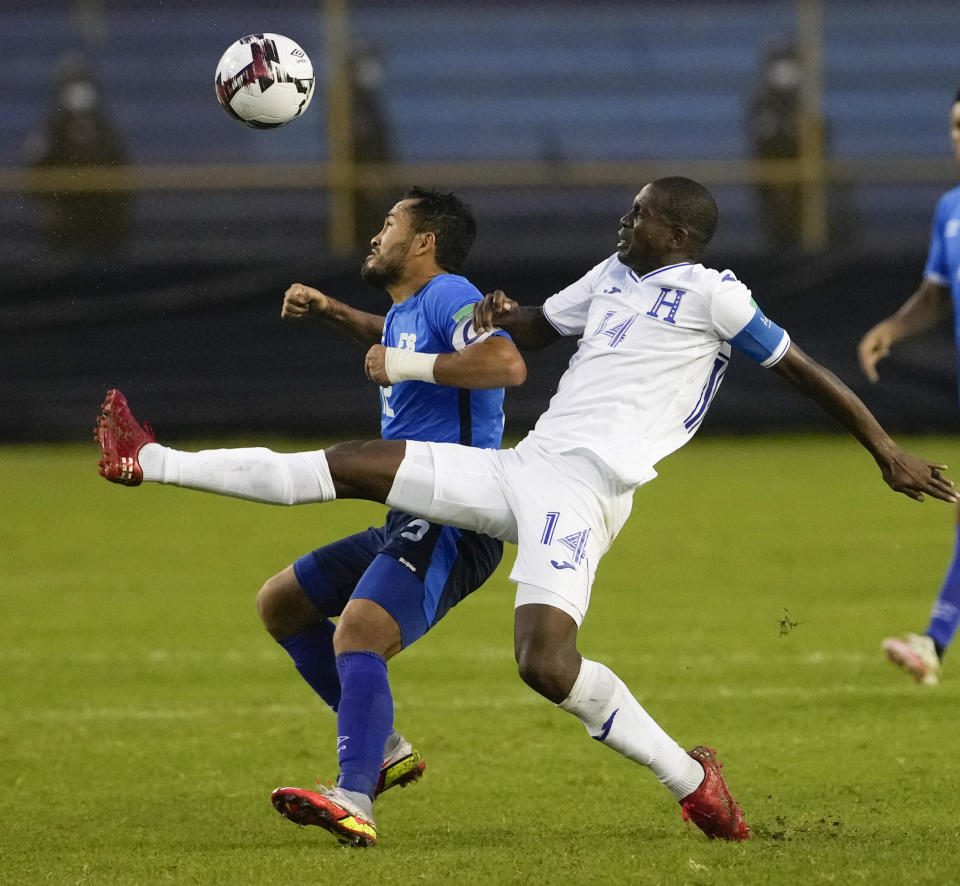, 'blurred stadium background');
3,0,960,443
